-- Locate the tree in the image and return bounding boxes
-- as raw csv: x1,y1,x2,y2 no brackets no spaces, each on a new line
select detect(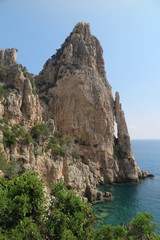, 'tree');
0,171,45,230
43,182,95,240
0,172,160,240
